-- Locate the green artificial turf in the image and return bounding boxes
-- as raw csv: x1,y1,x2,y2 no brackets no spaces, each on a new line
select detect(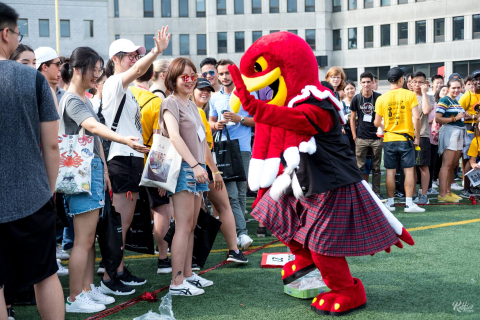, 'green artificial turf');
14,183,480,320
